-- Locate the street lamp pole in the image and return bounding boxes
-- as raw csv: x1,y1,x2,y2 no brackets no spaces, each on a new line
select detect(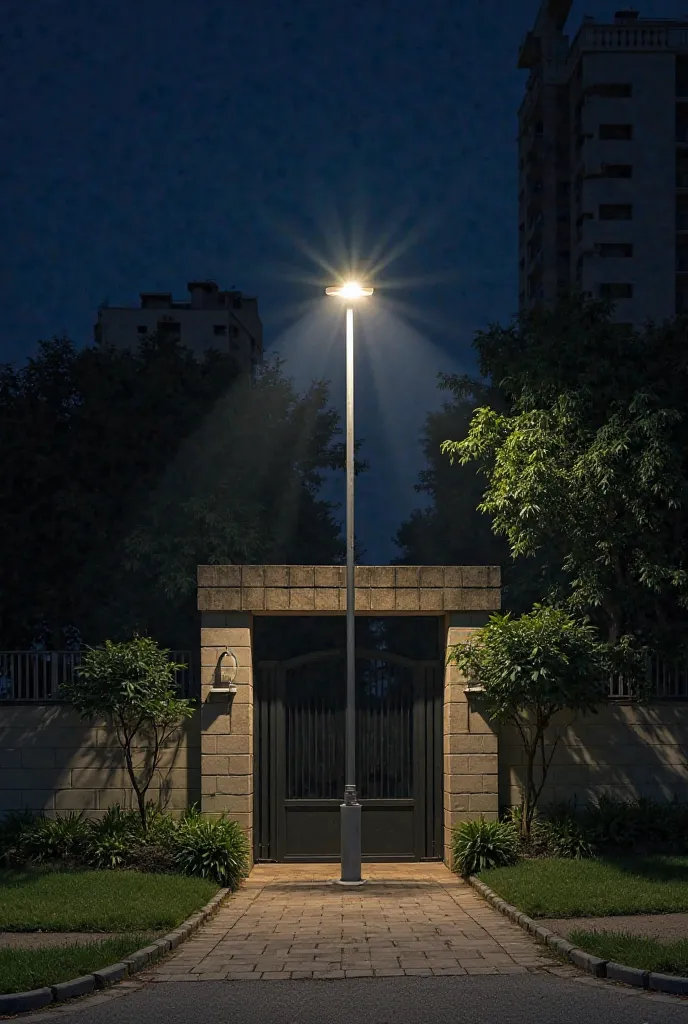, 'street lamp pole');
325,280,373,885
